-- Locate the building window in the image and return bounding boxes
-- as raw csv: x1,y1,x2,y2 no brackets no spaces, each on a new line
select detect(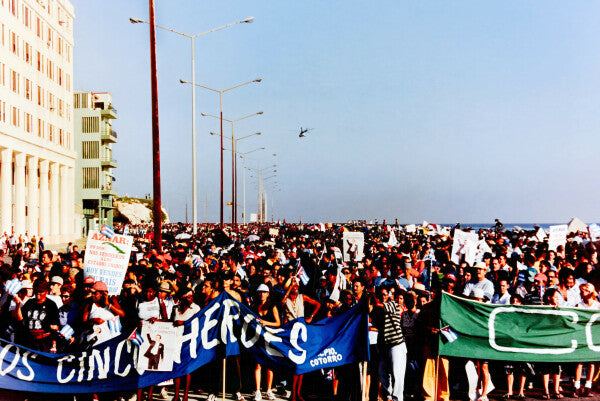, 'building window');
25,78,31,100
58,98,63,116
83,167,100,189
82,141,100,159
37,85,43,106
10,69,19,93
23,5,30,28
82,116,99,133
59,129,63,145
10,31,18,55
0,62,4,86
24,41,30,63
11,106,19,127
24,112,32,132
36,51,42,72
48,92,54,111
36,17,42,39
66,73,70,91
0,101,5,123
37,118,43,137
46,59,53,79
10,0,17,17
